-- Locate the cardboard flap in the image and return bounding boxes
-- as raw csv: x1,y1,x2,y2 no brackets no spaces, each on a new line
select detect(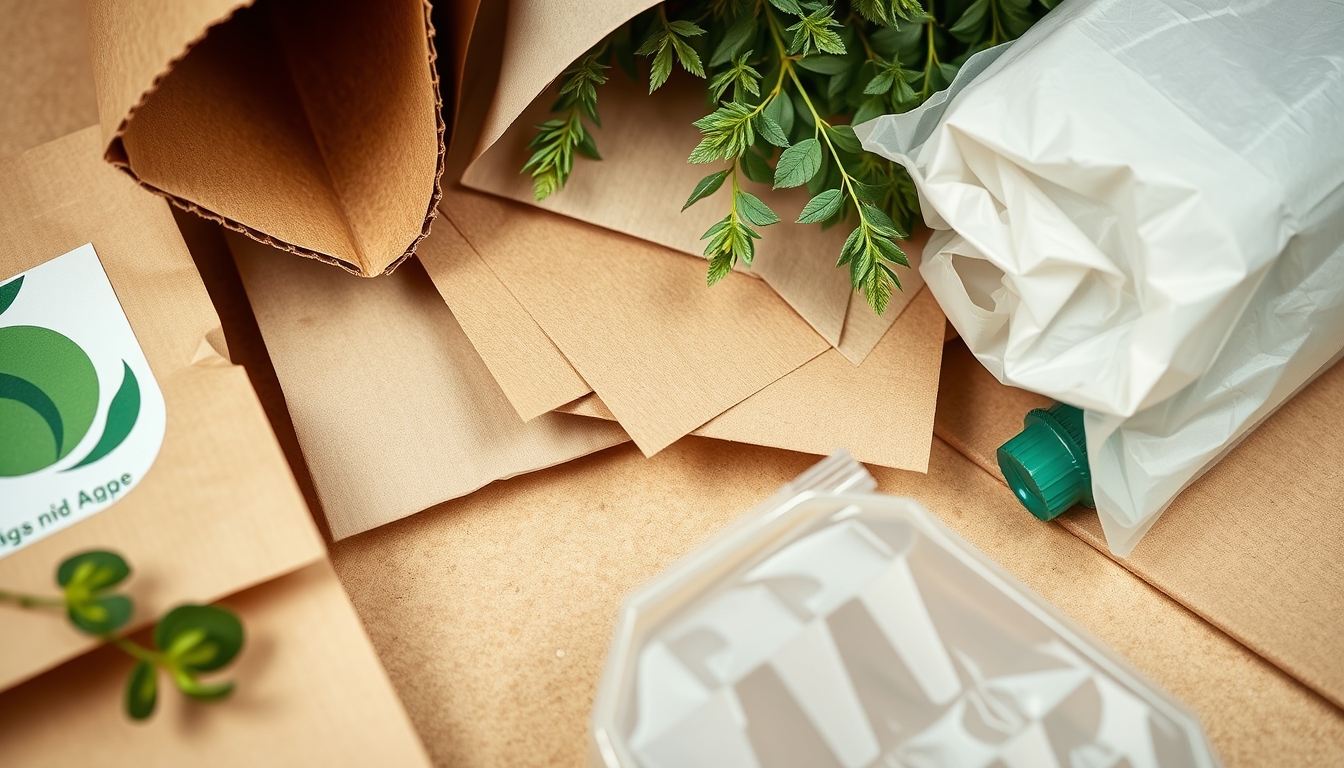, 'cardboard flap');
87,0,444,276
0,128,324,693
934,340,1344,709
